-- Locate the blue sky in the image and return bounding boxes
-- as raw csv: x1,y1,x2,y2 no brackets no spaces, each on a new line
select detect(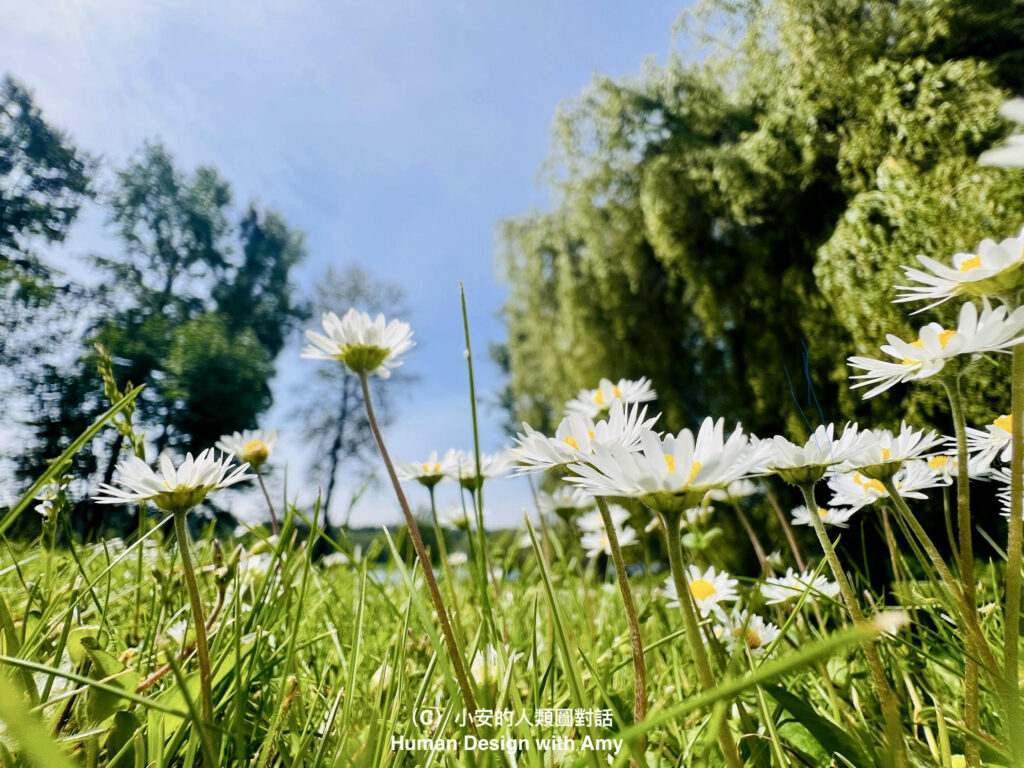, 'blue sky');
4,0,686,527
